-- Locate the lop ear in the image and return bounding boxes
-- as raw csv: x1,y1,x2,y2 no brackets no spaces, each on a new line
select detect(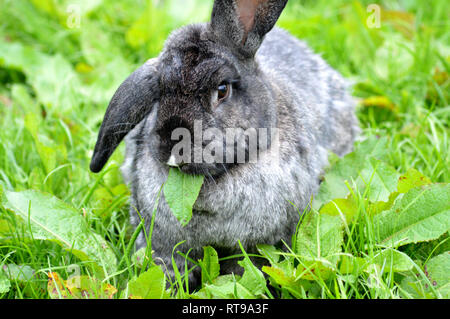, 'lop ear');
210,0,288,57
90,59,160,173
